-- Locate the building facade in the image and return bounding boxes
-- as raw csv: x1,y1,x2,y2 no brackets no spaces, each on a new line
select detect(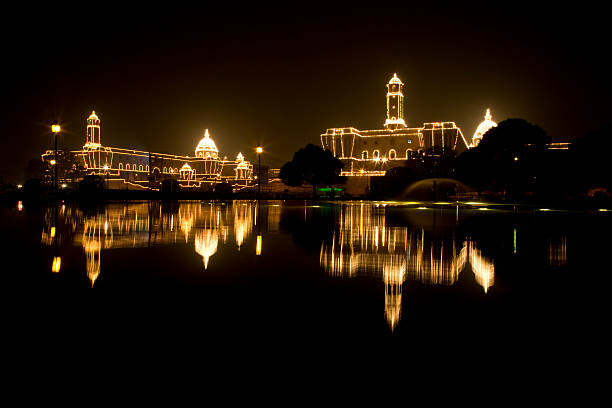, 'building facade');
321,74,469,176
42,111,254,190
